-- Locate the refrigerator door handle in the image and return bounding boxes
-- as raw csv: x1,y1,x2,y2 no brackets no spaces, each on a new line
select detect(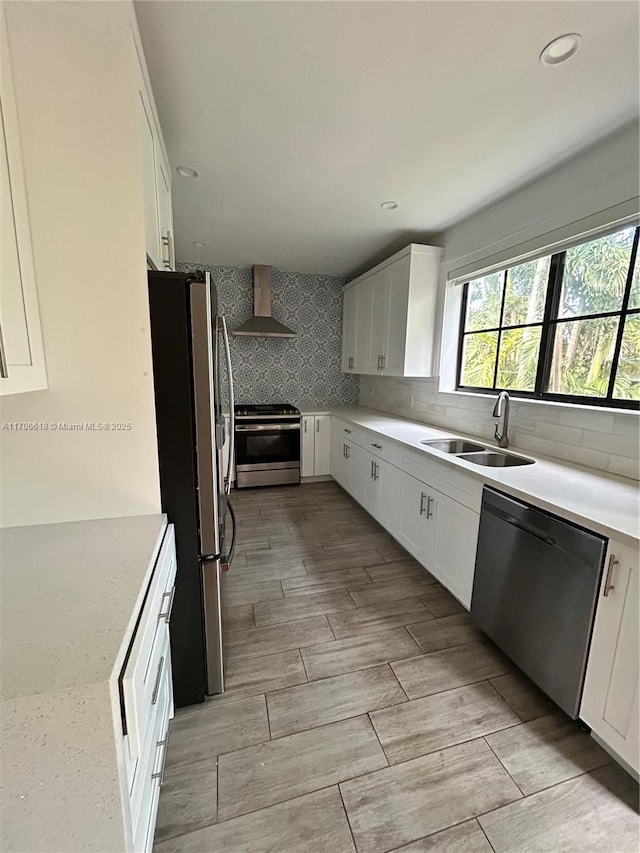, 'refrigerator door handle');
190,278,219,558
220,315,235,495
220,497,237,572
